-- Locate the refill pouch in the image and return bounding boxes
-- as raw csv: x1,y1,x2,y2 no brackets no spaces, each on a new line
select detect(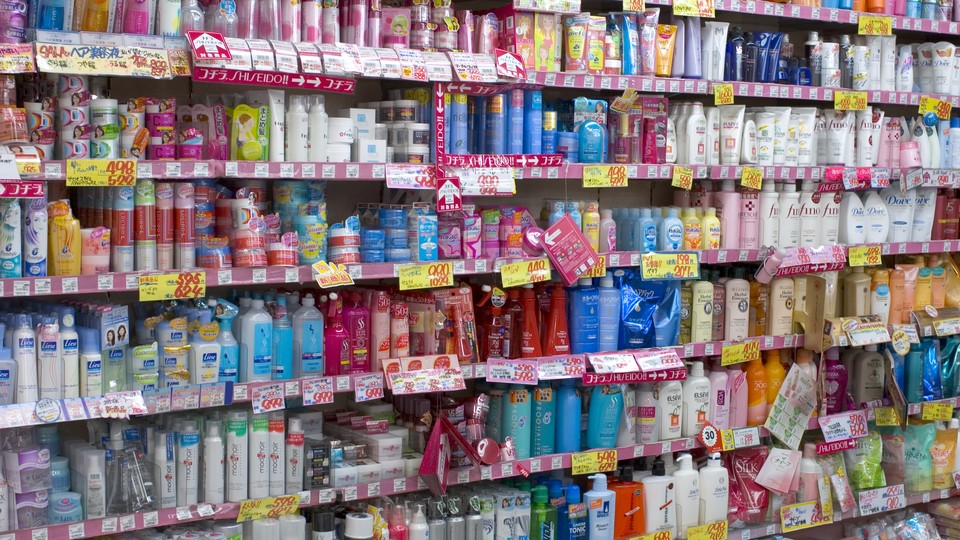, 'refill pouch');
229,104,269,161
727,447,769,524
878,425,906,485
904,421,935,492
931,426,957,488
842,429,886,490
939,335,960,397
922,338,944,400
815,451,855,513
